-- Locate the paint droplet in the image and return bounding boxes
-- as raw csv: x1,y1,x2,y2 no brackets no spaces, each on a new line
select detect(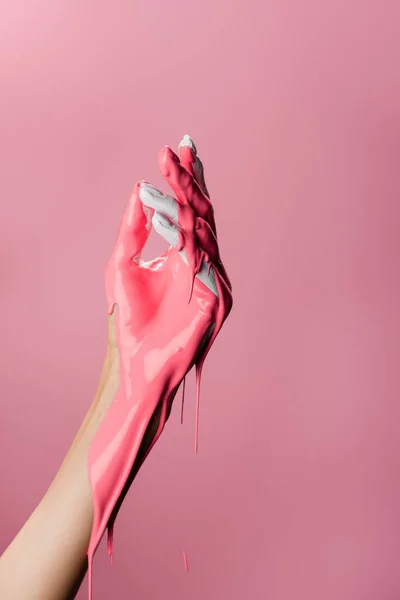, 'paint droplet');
183,551,189,572
180,376,186,425
107,524,114,566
